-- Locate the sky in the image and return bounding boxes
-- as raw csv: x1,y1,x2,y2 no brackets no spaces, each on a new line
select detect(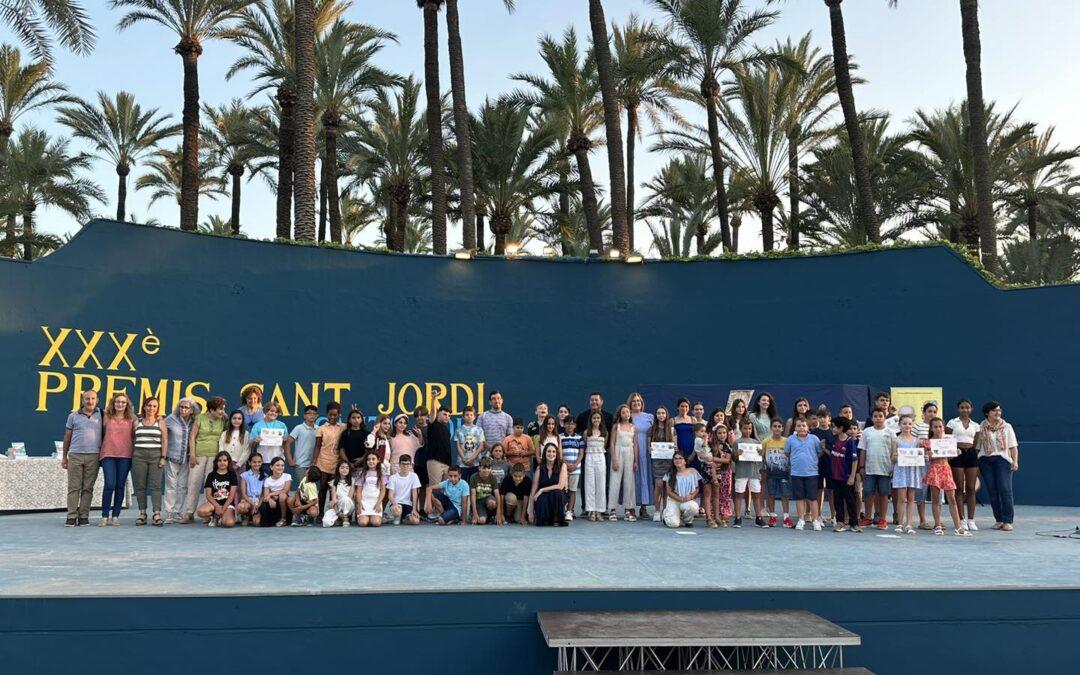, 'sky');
9,0,1080,253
